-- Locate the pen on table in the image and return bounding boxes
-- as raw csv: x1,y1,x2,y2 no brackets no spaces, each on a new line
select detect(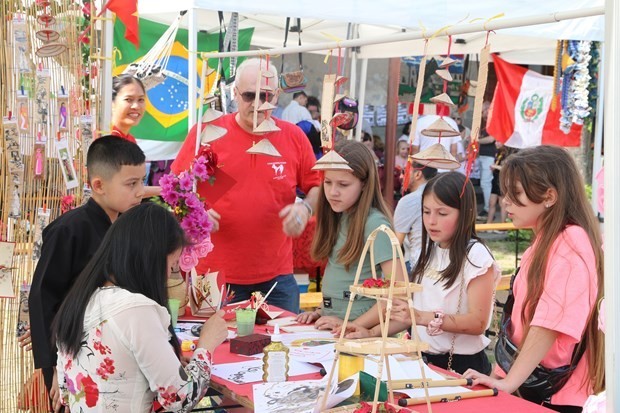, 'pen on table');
398,388,498,406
